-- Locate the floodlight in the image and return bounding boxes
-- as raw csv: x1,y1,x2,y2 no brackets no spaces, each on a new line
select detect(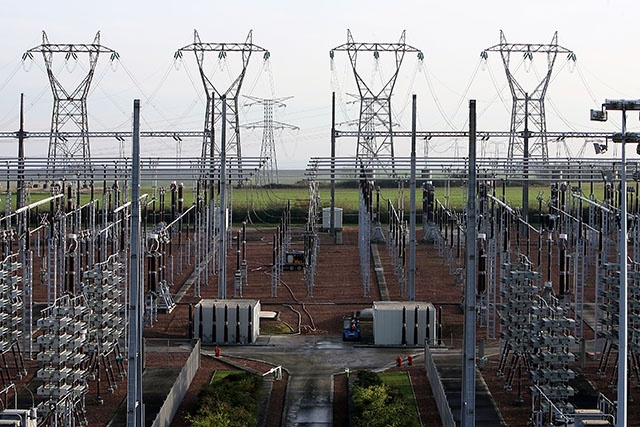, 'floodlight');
590,109,607,122
593,143,608,154
601,170,614,182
